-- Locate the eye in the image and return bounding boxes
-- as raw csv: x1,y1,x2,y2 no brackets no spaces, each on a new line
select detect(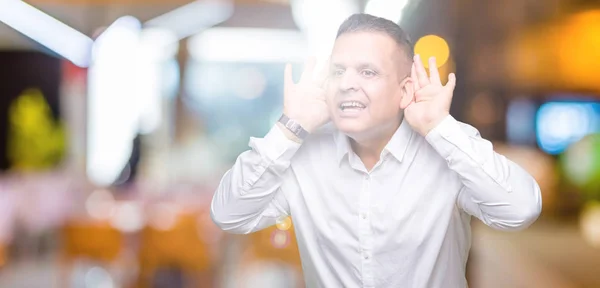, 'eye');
361,69,377,77
332,69,345,77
